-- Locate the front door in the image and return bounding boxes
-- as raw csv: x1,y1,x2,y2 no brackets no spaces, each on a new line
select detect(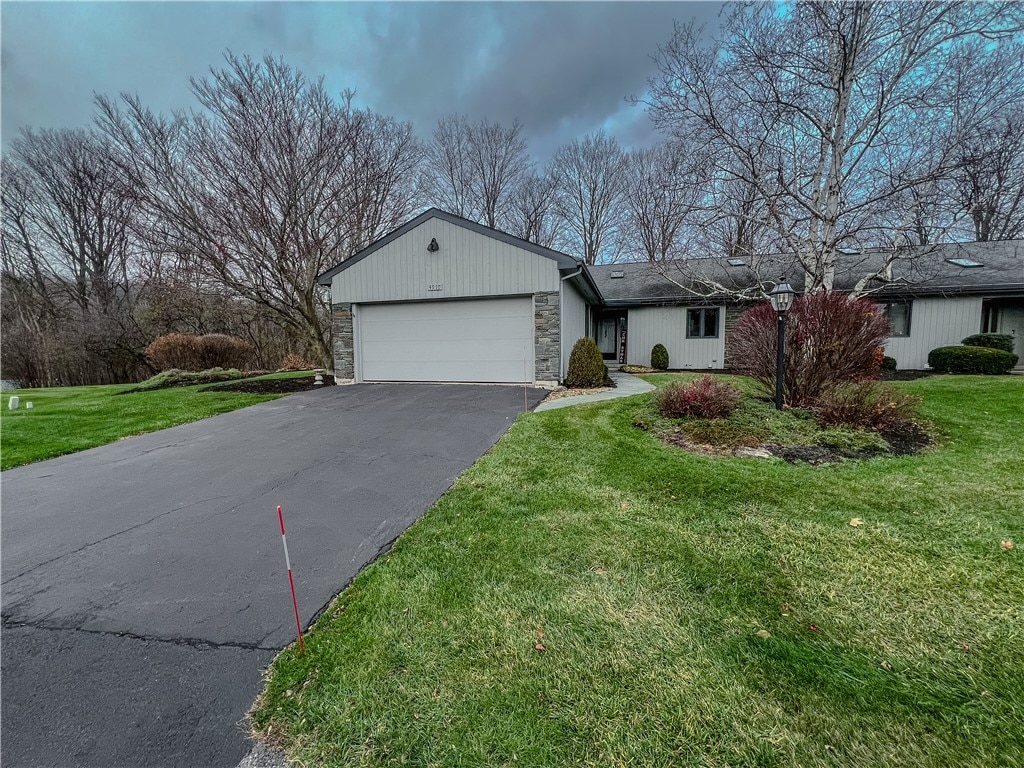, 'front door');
597,317,617,357
999,307,1024,366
